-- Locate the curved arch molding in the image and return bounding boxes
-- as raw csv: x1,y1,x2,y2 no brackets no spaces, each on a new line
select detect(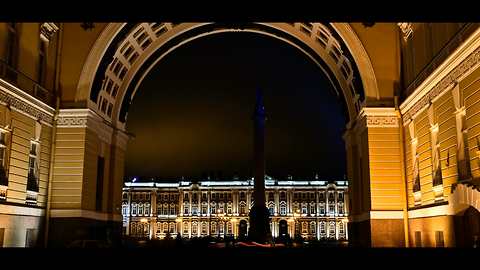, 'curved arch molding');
76,22,380,131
